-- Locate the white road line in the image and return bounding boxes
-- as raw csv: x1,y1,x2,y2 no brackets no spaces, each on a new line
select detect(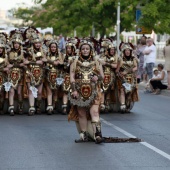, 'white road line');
101,117,170,161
